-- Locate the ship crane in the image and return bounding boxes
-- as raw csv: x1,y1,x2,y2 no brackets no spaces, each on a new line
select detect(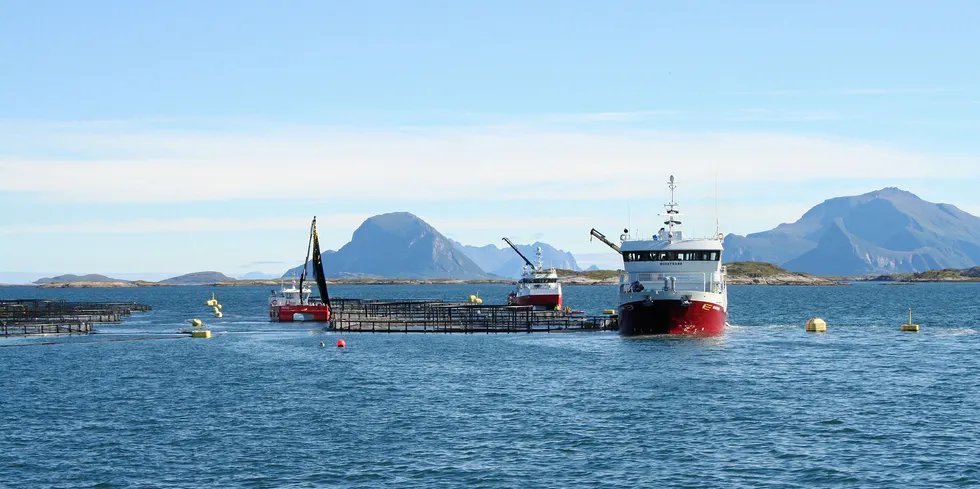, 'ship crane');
502,237,536,270
590,228,621,253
